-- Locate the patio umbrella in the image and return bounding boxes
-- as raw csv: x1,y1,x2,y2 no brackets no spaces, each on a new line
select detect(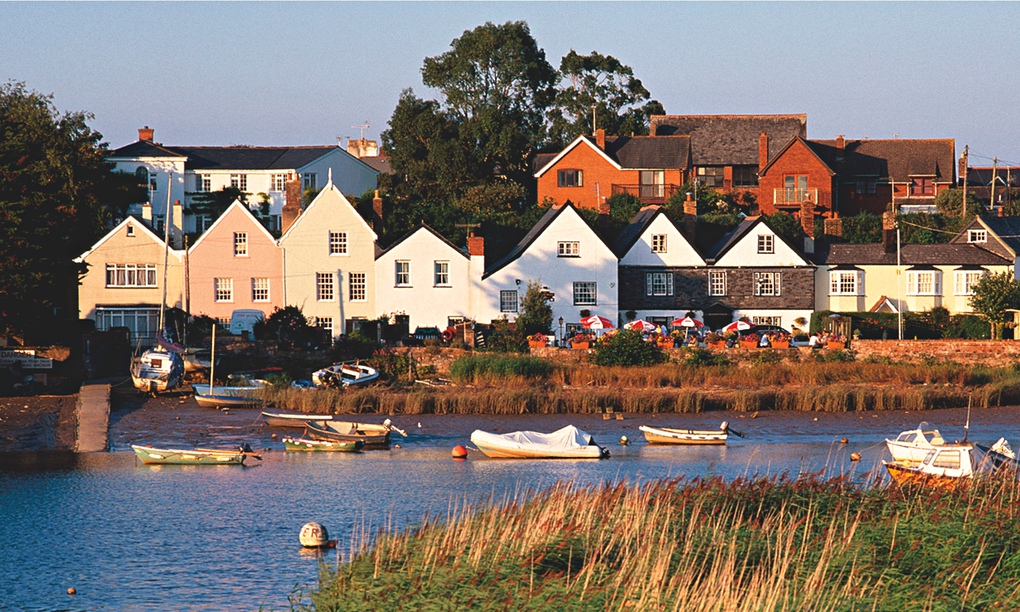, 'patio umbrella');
671,316,704,329
721,320,755,333
580,314,614,330
624,319,657,332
